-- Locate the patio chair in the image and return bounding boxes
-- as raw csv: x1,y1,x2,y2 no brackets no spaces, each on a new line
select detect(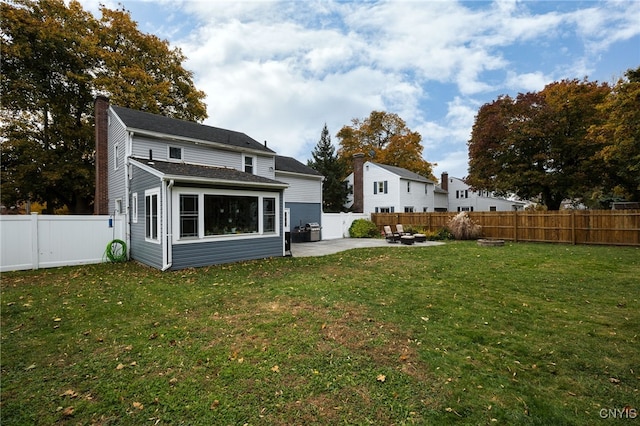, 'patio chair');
395,224,411,236
383,225,401,243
